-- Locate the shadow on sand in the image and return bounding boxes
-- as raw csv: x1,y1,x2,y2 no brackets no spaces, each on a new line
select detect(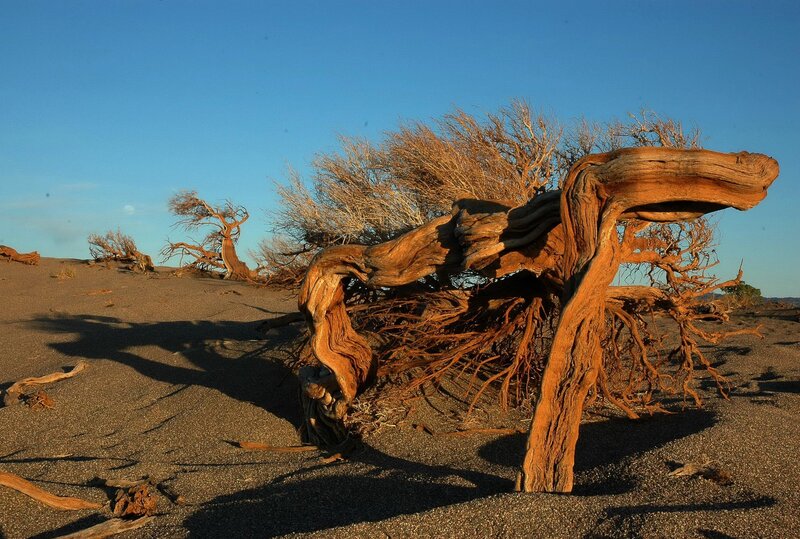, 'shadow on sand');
27,313,304,428
25,314,729,536
181,410,717,536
